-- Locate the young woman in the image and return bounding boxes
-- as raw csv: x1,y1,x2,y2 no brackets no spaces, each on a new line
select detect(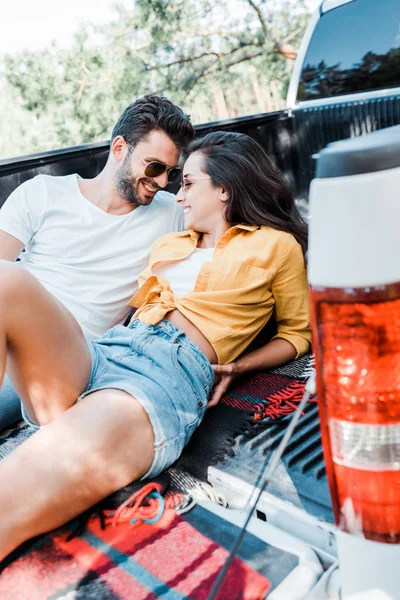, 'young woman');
0,131,310,560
